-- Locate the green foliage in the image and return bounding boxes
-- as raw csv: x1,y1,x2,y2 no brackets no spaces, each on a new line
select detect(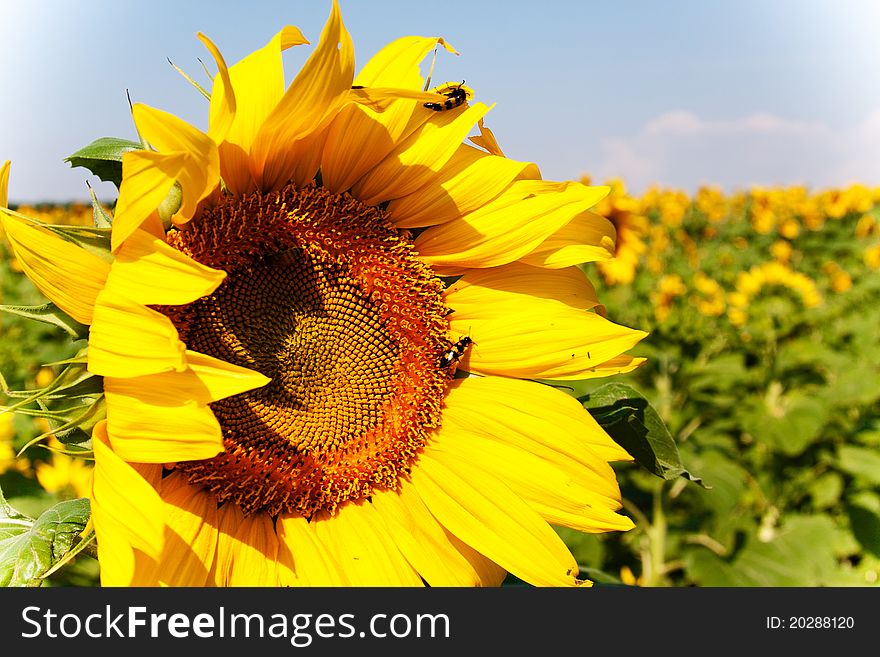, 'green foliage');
0,303,88,340
0,244,99,585
581,382,705,486
64,137,142,189
0,488,91,587
564,190,880,586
